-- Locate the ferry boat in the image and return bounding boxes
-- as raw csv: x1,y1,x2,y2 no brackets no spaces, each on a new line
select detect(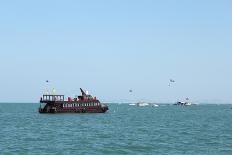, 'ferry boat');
39,88,108,113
